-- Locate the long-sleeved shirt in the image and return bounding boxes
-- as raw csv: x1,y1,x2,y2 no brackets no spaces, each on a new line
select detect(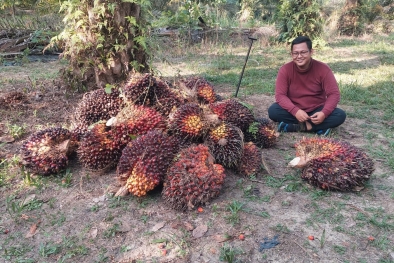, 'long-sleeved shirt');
275,59,340,117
